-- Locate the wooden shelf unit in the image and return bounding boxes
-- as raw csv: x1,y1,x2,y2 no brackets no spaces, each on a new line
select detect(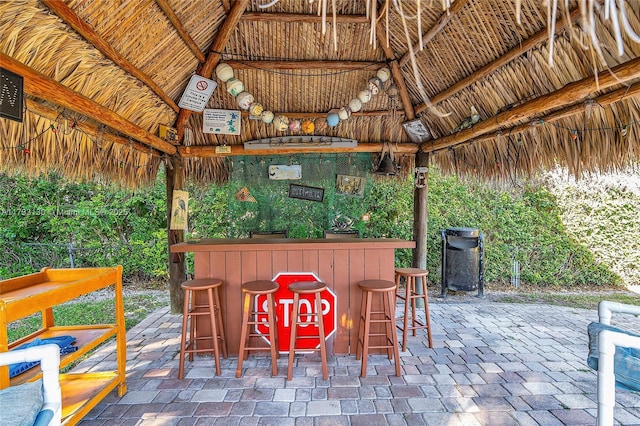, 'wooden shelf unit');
0,266,127,425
